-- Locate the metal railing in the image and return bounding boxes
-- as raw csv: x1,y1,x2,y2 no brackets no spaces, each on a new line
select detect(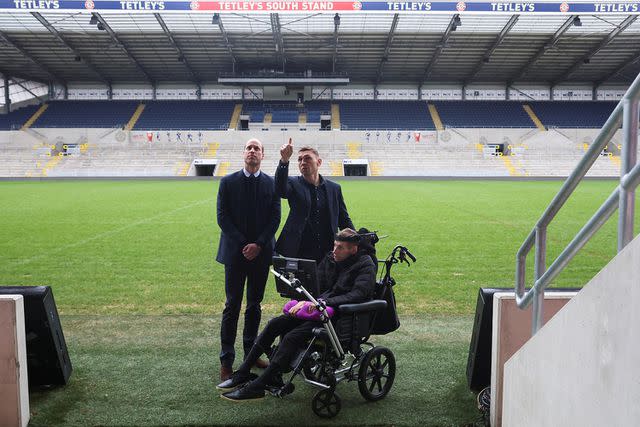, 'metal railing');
515,72,640,335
